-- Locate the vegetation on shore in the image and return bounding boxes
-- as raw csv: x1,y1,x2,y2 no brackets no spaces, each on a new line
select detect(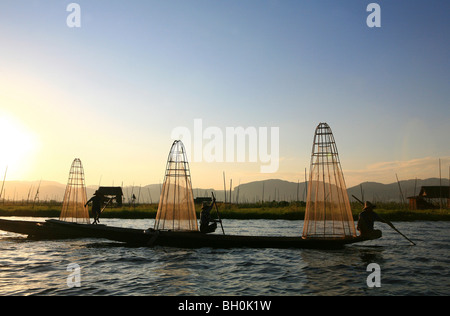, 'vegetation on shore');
0,201,449,221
